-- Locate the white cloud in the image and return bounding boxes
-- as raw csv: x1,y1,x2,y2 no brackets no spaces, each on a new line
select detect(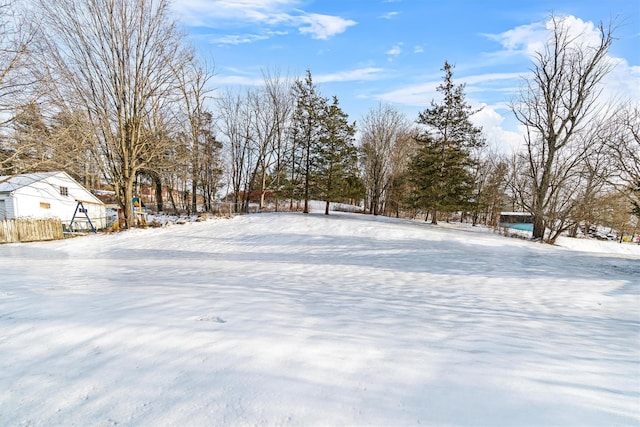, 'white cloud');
172,0,296,26
172,0,356,41
212,33,270,45
297,13,357,40
314,67,385,83
470,104,524,153
210,29,289,46
380,11,400,20
386,43,403,60
413,45,424,54
601,59,640,104
485,15,621,62
483,21,546,57
461,72,522,86
377,72,522,107
213,74,264,86
484,15,640,106
375,72,528,152
213,67,385,88
377,81,437,107
373,15,639,154
482,15,640,152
